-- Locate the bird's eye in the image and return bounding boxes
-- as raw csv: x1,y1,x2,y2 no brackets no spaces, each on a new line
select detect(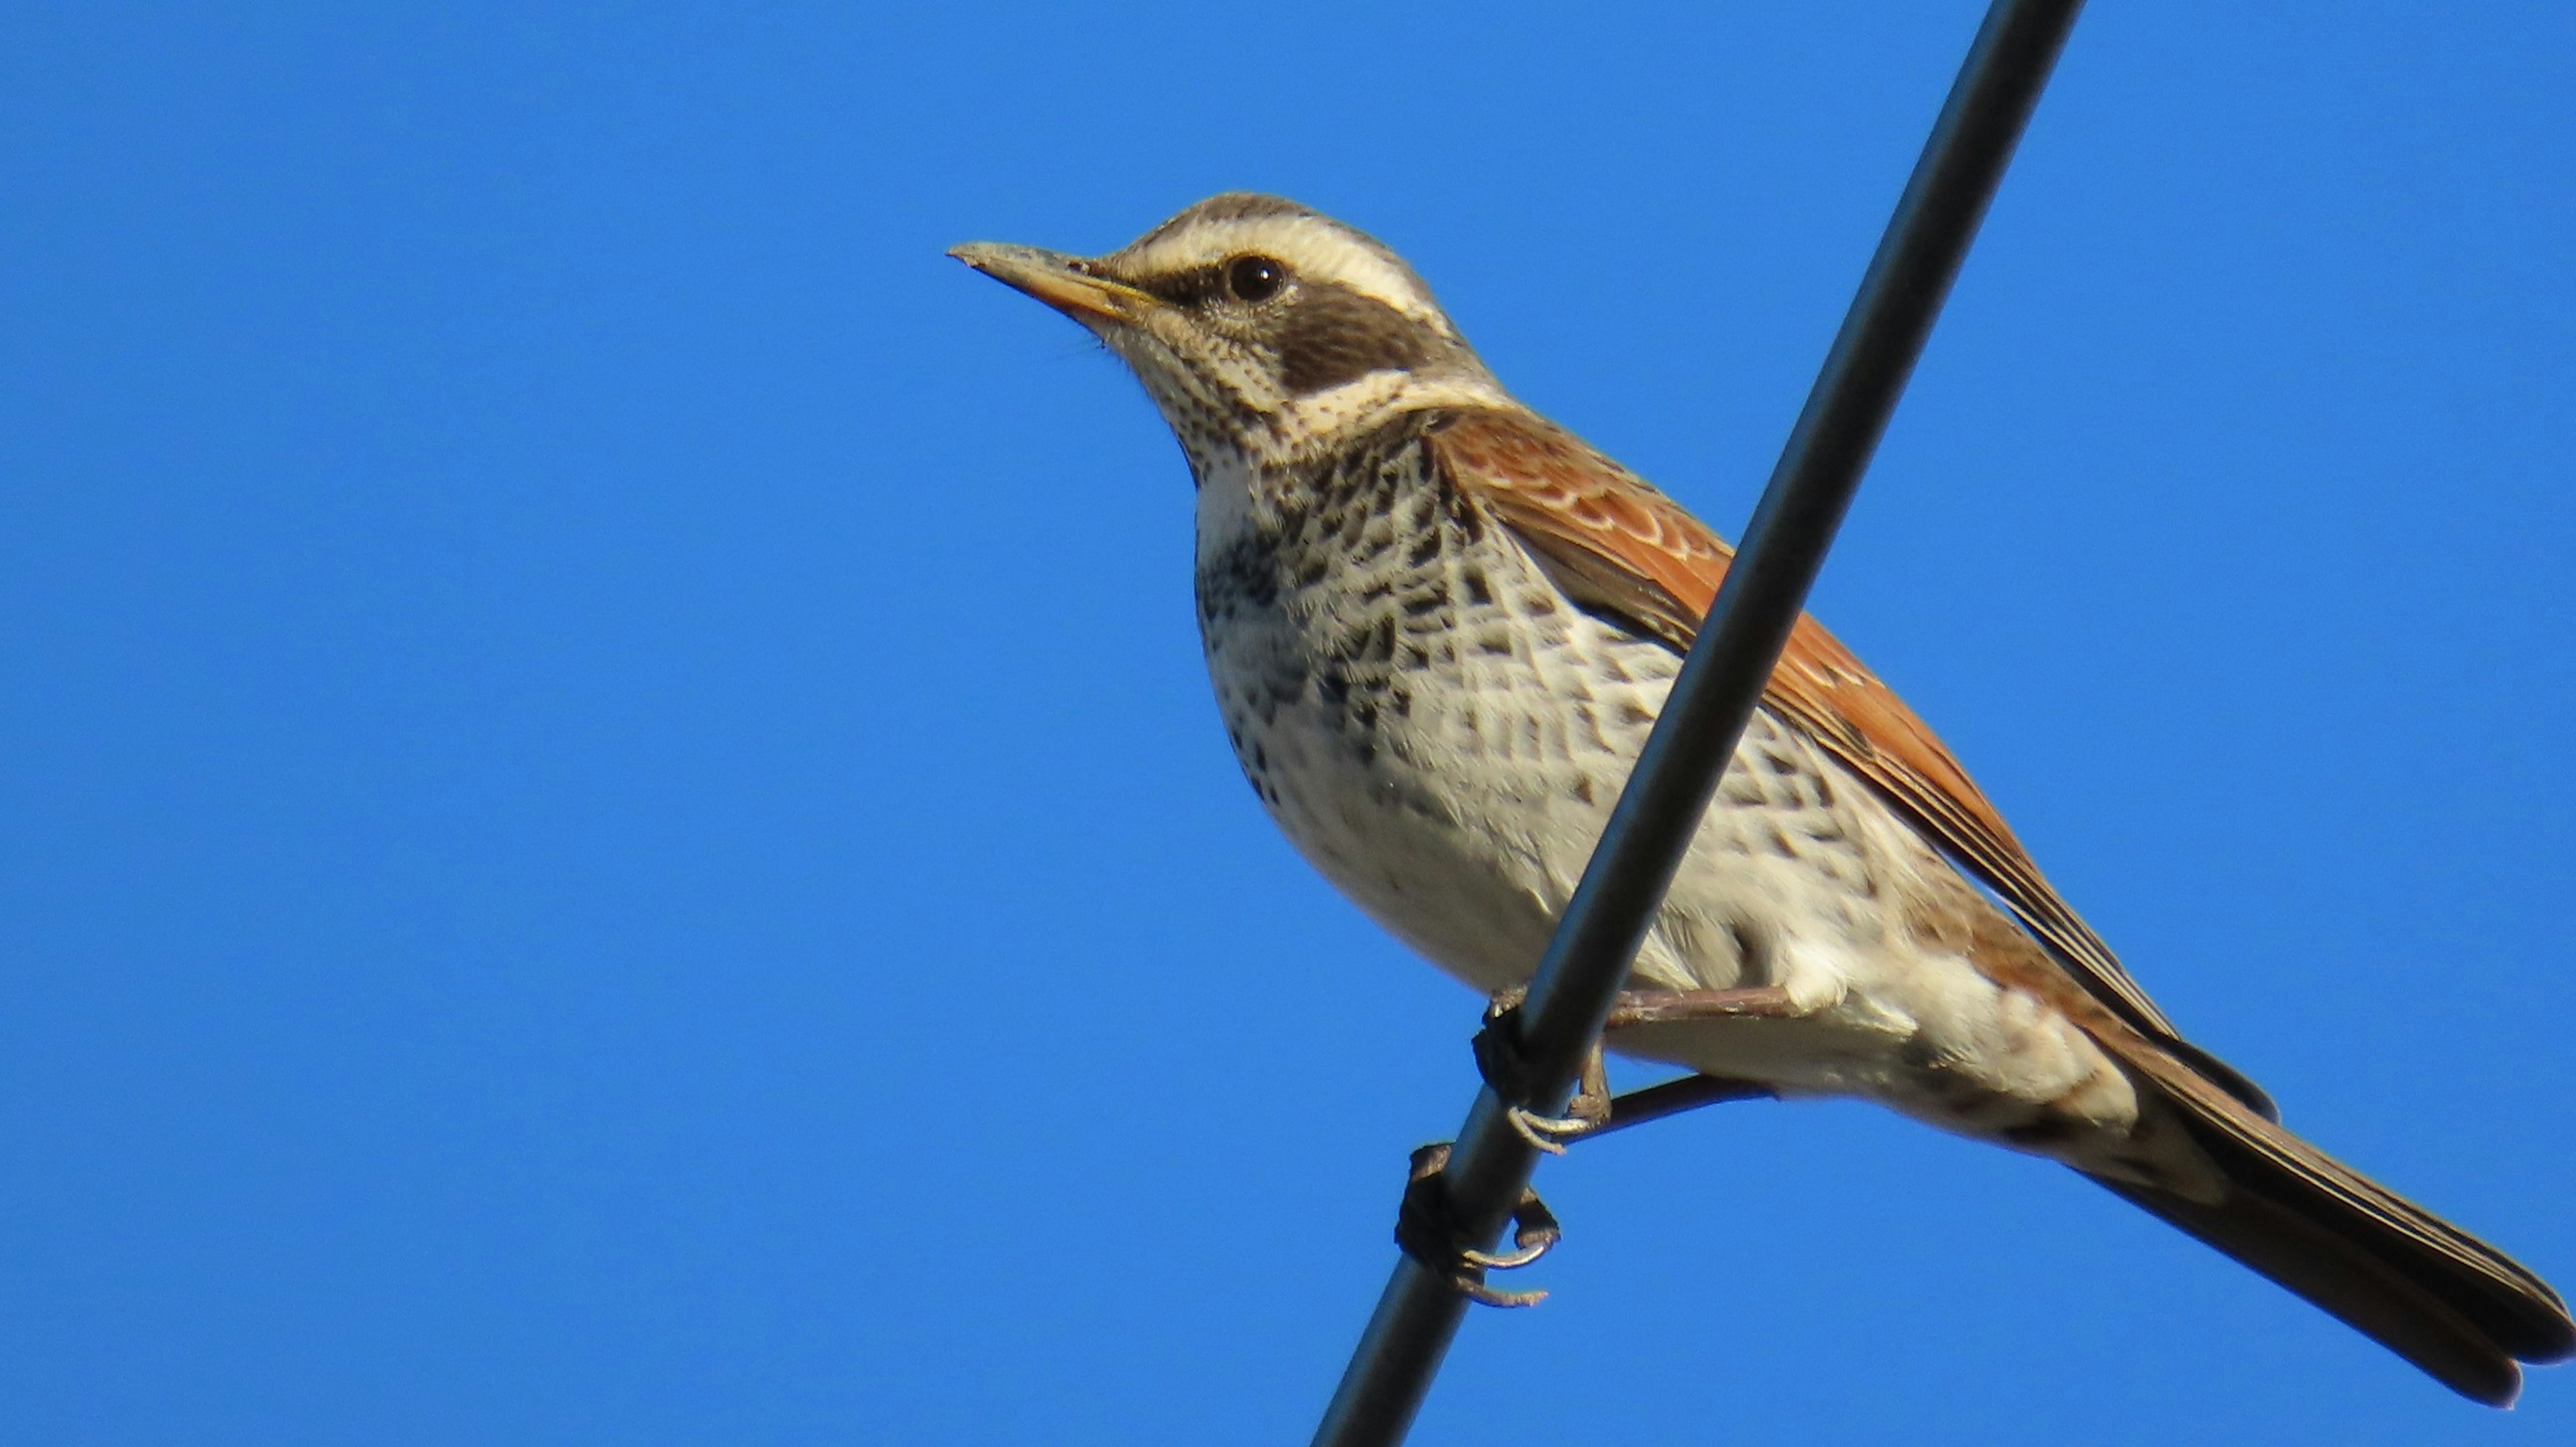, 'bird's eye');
1226,256,1285,303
